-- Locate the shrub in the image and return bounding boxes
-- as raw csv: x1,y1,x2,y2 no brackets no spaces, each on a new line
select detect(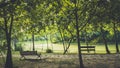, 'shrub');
46,49,53,53
15,44,23,51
